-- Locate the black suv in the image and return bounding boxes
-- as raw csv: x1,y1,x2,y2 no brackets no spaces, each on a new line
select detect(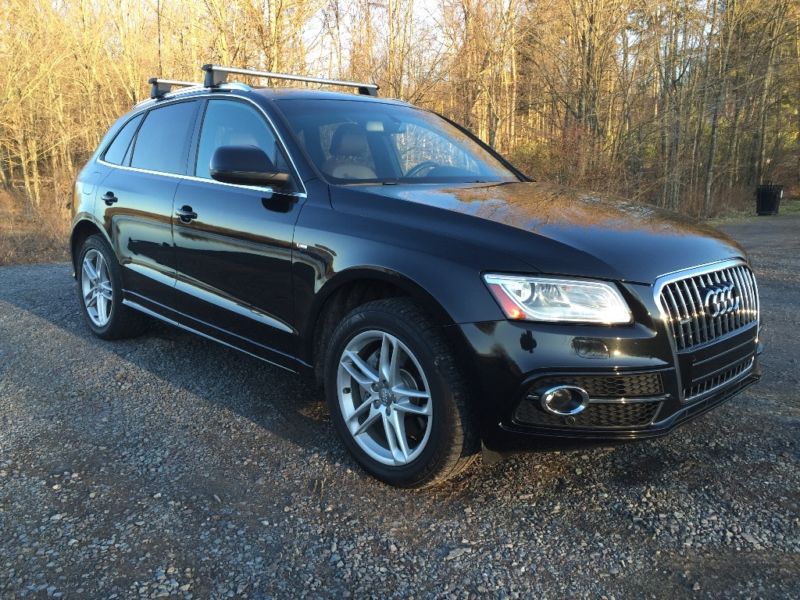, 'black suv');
70,65,762,487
